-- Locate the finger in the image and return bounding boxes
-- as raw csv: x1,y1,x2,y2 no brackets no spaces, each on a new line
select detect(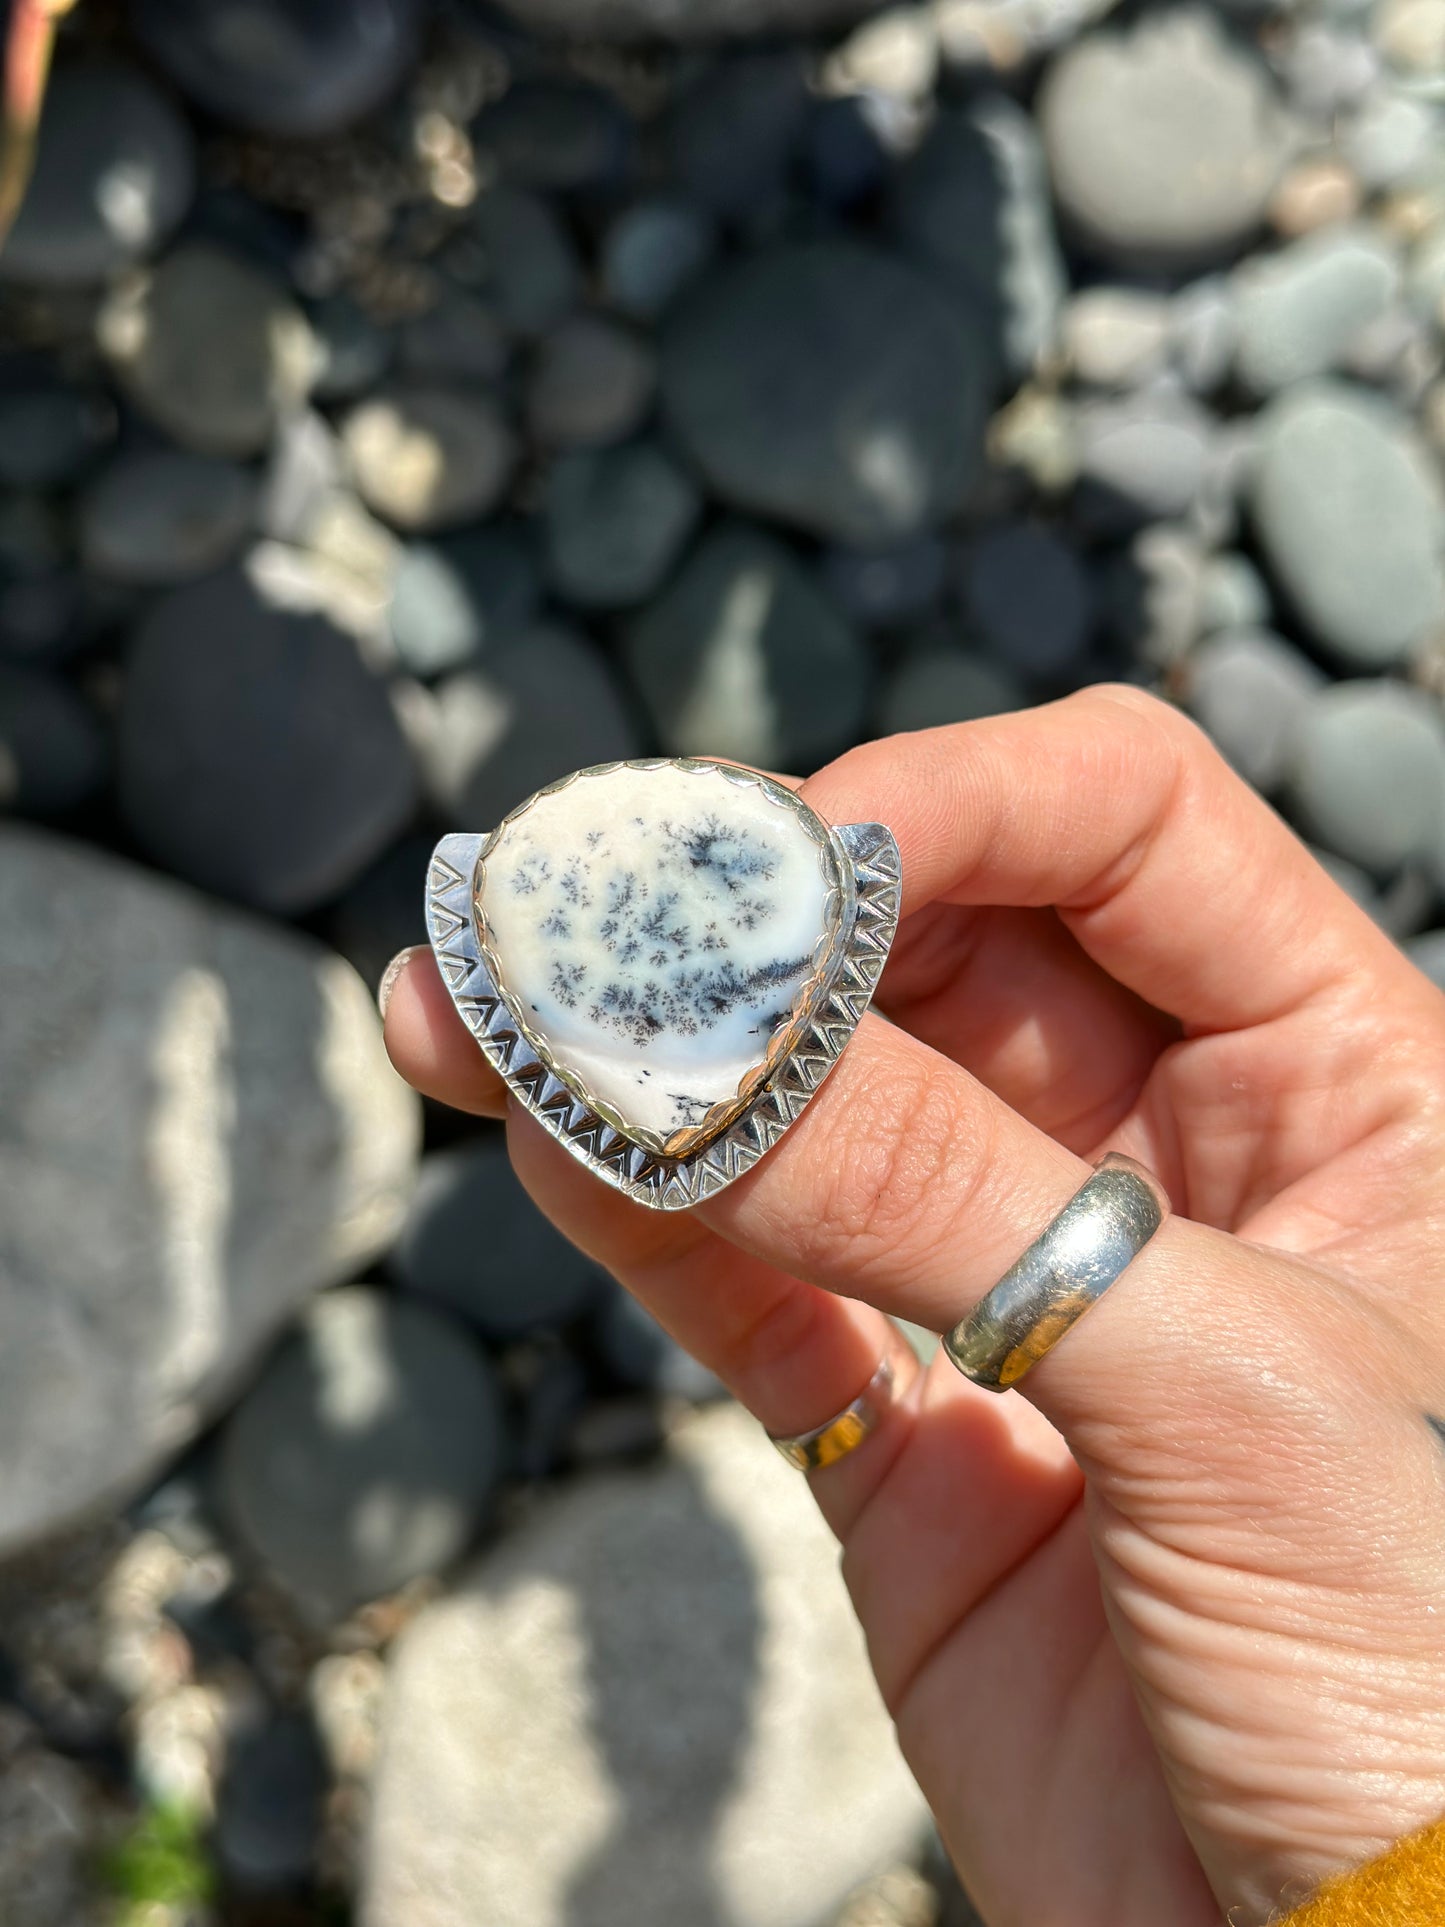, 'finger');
382,947,509,1119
